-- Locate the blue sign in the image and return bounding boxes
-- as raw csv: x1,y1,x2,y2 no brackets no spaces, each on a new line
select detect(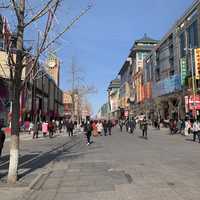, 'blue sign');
152,75,181,98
